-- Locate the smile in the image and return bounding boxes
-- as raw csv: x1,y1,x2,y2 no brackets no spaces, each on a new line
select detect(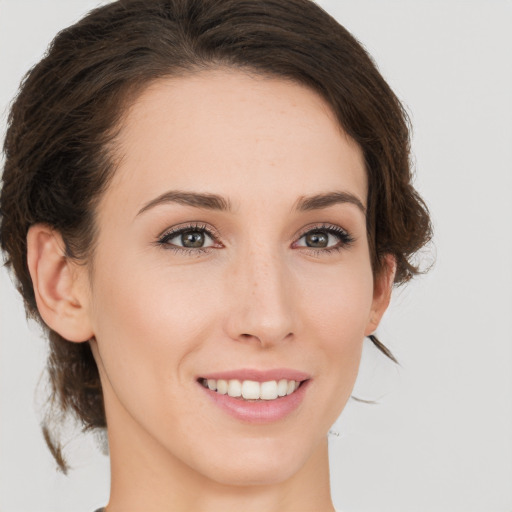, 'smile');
199,378,301,401
197,369,311,423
